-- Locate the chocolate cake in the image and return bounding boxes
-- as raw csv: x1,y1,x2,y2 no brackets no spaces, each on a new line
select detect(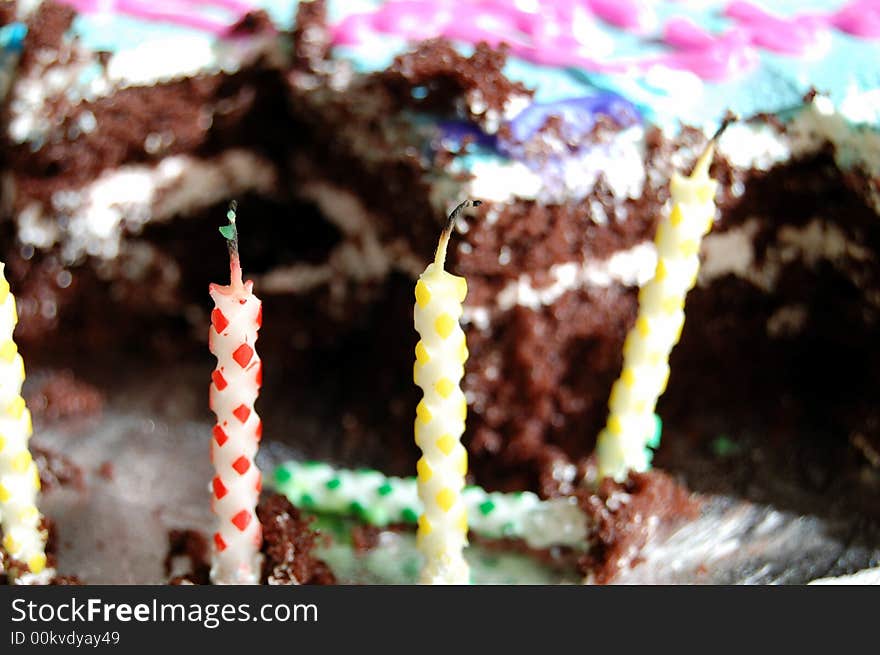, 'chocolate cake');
166,495,335,585
1,0,880,583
